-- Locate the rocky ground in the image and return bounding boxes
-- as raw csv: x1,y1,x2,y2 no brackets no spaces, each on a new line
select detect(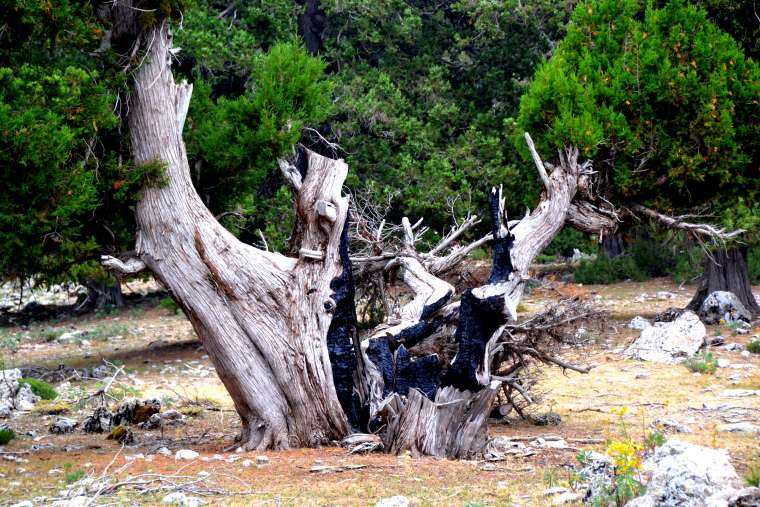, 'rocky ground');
0,277,758,506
